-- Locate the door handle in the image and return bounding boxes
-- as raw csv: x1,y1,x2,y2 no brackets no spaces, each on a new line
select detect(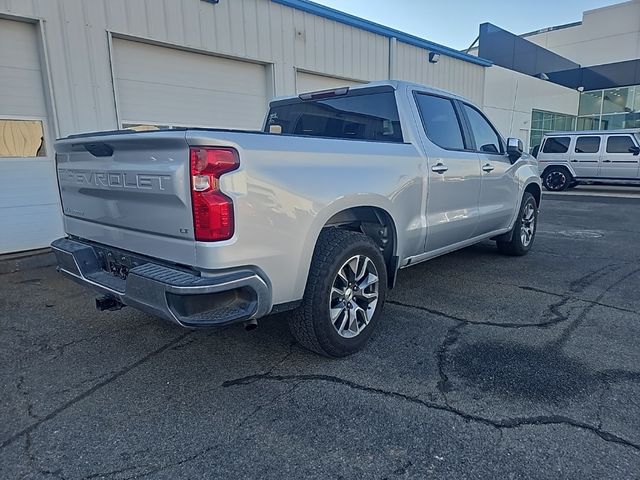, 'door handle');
431,163,448,174
482,163,495,173
603,159,611,163
571,160,578,162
